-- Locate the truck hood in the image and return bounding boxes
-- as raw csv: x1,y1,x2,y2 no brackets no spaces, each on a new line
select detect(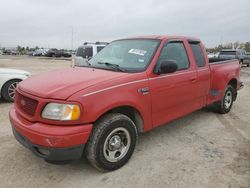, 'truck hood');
19,67,127,100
